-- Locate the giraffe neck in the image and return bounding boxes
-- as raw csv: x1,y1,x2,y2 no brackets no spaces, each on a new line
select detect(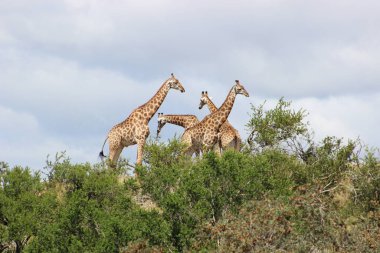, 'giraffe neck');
210,87,237,130
163,115,198,128
205,97,218,113
140,82,170,122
